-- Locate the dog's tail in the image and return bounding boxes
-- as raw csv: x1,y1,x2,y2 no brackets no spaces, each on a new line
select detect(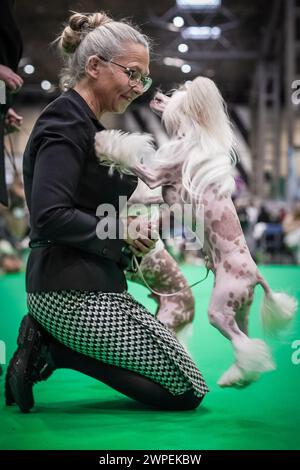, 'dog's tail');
258,275,298,335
